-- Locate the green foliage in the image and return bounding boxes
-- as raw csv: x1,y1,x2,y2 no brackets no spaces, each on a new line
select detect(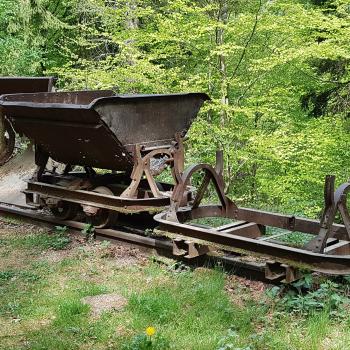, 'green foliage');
0,268,40,286
217,327,265,350
0,216,23,226
54,225,68,234
217,328,245,350
1,0,350,218
82,223,95,241
4,227,350,349
10,231,71,251
128,287,180,323
267,275,350,316
125,267,246,349
49,231,71,250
